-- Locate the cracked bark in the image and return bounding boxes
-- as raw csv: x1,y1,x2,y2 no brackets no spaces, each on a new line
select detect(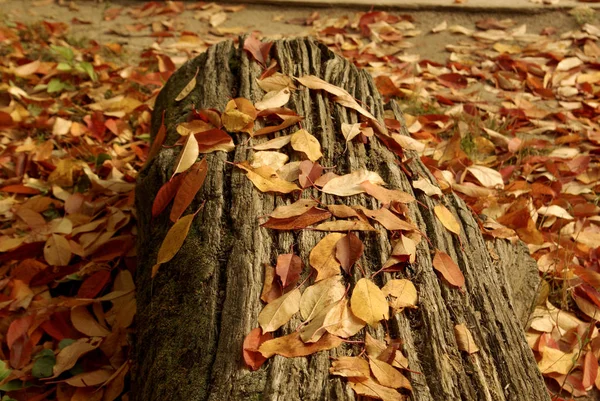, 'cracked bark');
133,38,549,401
